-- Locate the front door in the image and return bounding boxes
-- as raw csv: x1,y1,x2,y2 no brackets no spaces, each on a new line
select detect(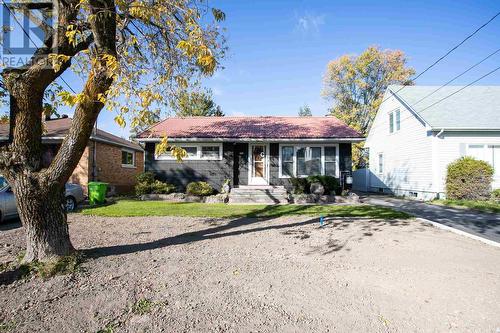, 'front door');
249,144,268,185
